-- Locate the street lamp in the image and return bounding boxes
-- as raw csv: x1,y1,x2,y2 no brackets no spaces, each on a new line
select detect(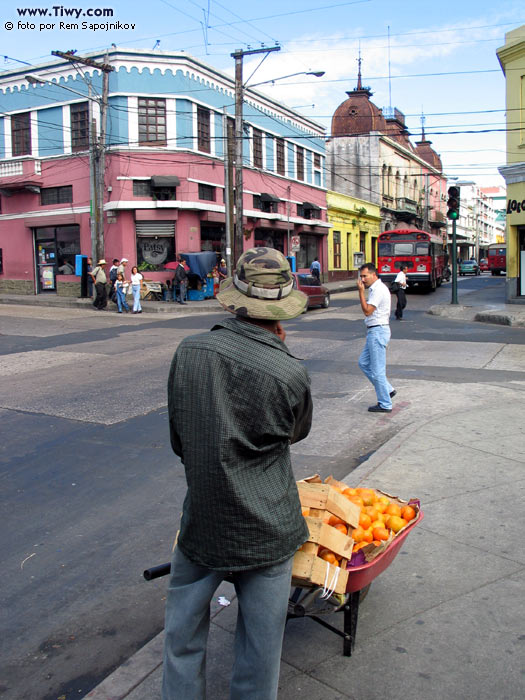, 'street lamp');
231,61,325,265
